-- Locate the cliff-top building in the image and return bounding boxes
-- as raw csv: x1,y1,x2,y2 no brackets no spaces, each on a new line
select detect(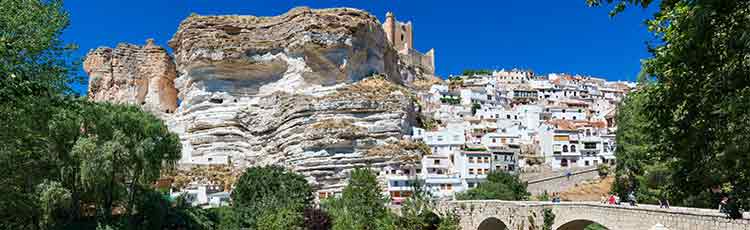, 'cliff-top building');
383,12,436,75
